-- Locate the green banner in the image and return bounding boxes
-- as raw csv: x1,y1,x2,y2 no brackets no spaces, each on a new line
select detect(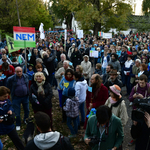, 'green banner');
6,35,19,53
